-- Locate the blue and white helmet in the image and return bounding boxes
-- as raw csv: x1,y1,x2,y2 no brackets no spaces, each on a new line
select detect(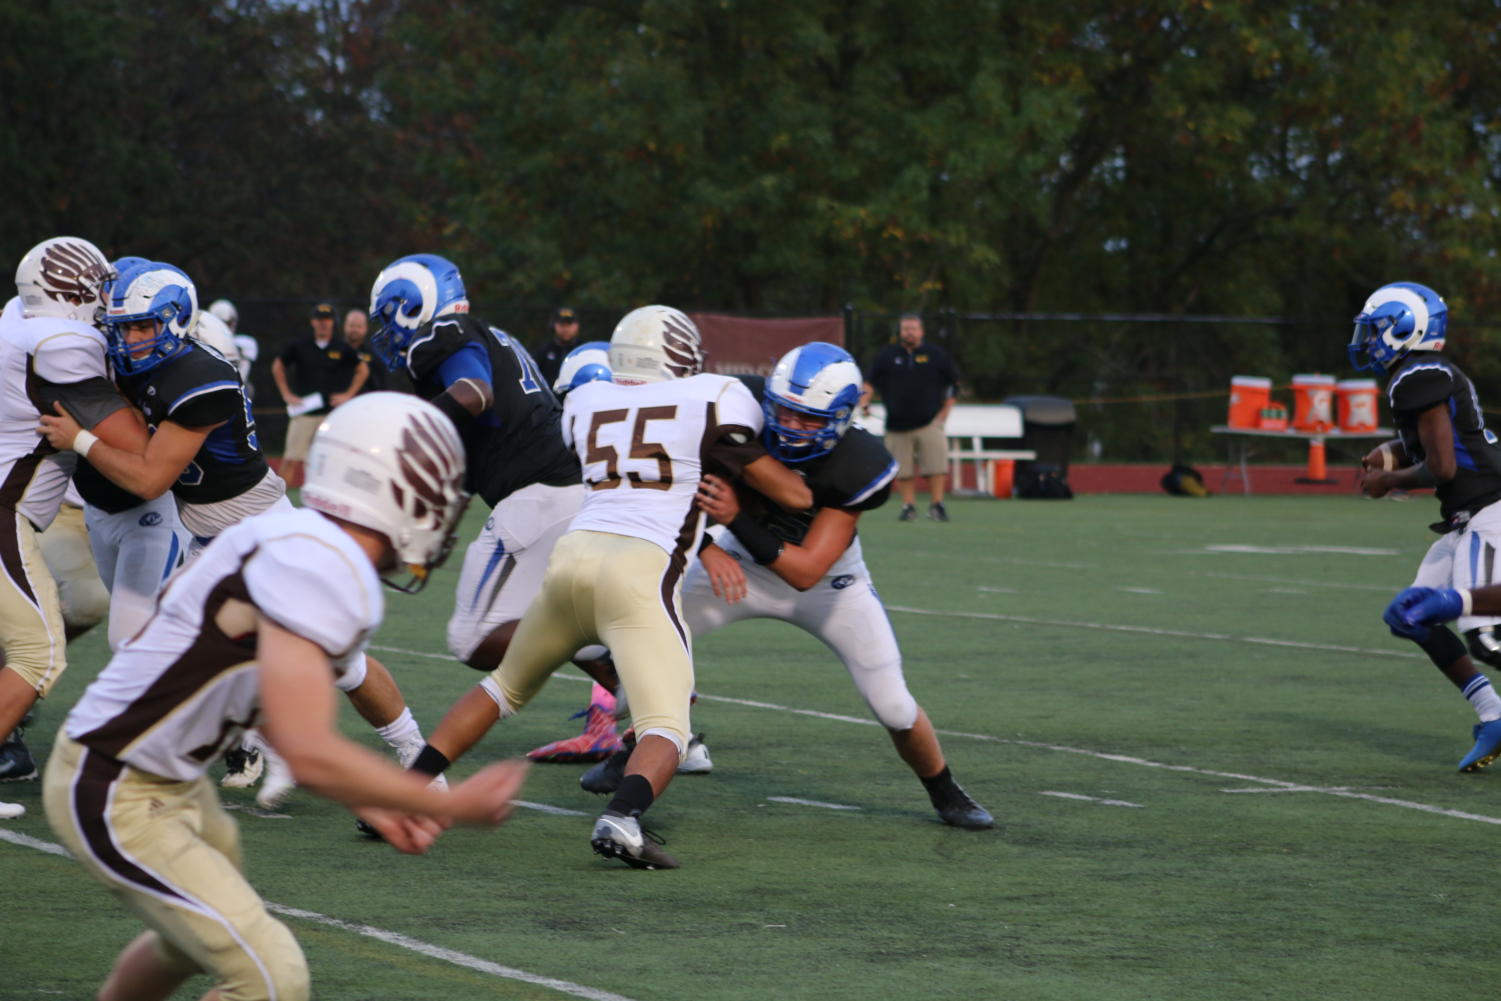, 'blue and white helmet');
762,341,863,462
554,340,612,397
104,261,198,374
1349,282,1448,373
368,254,469,371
